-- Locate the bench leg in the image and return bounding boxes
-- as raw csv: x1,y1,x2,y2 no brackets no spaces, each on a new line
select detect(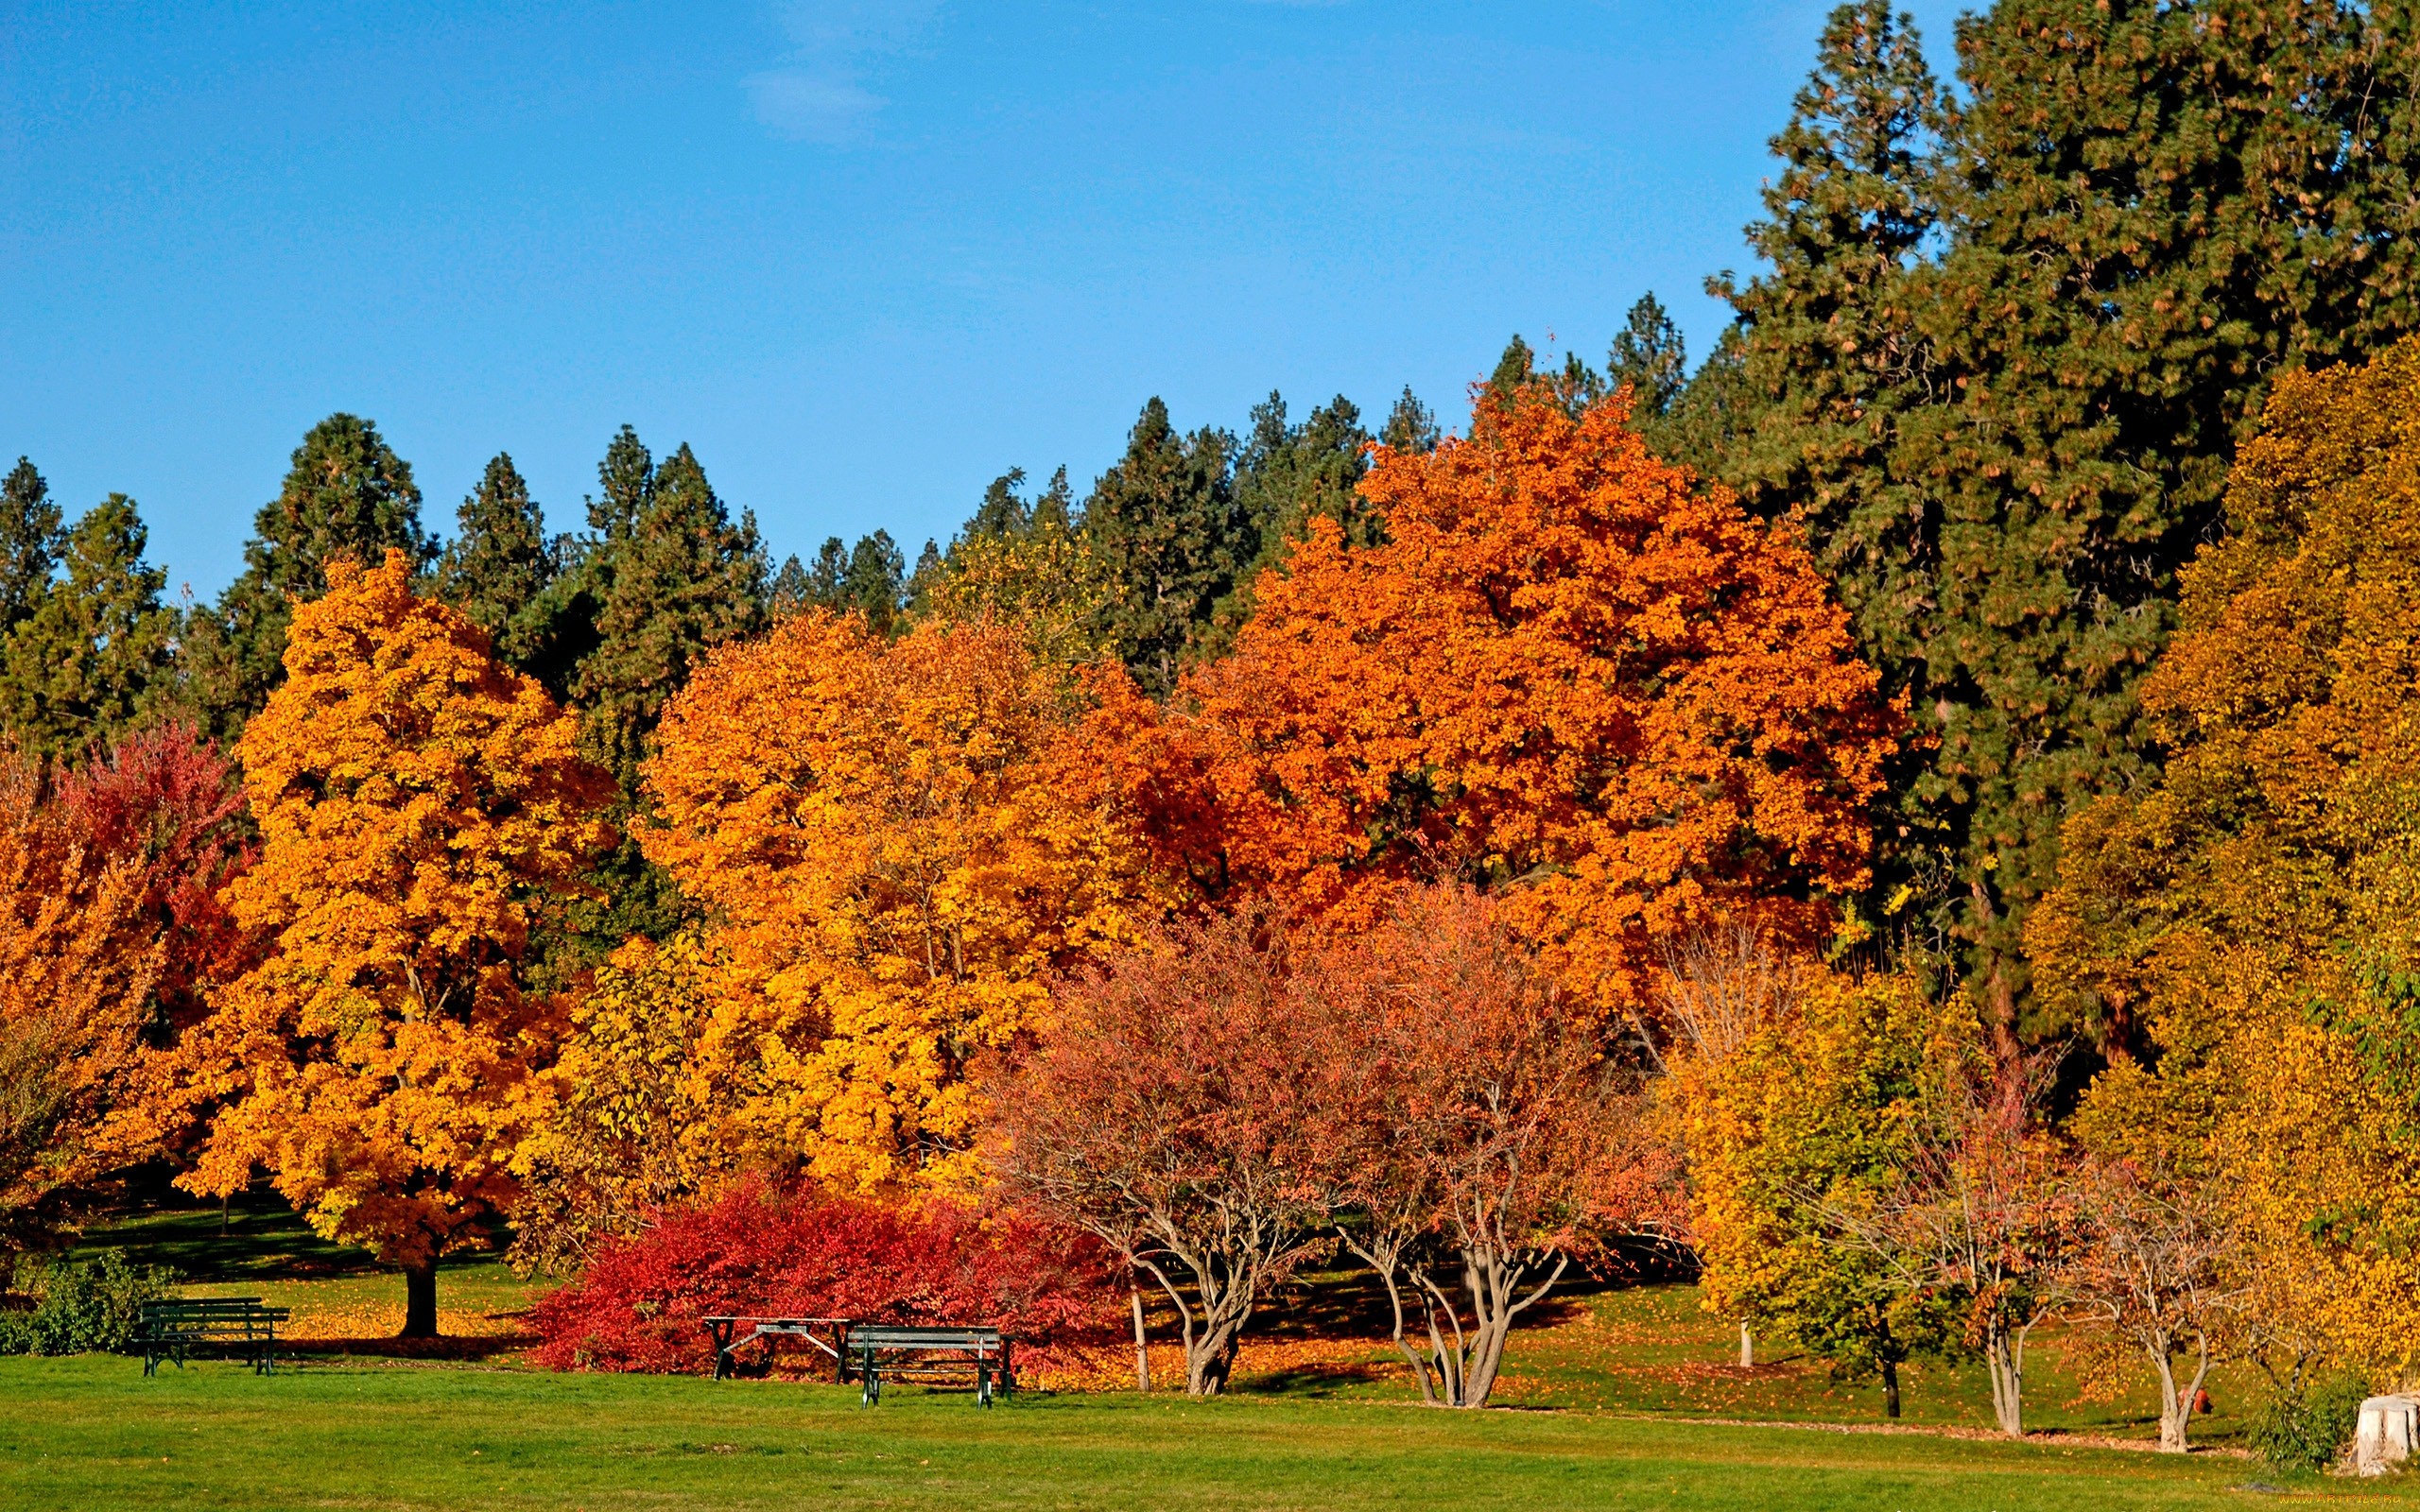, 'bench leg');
977,1362,993,1408
861,1349,879,1407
